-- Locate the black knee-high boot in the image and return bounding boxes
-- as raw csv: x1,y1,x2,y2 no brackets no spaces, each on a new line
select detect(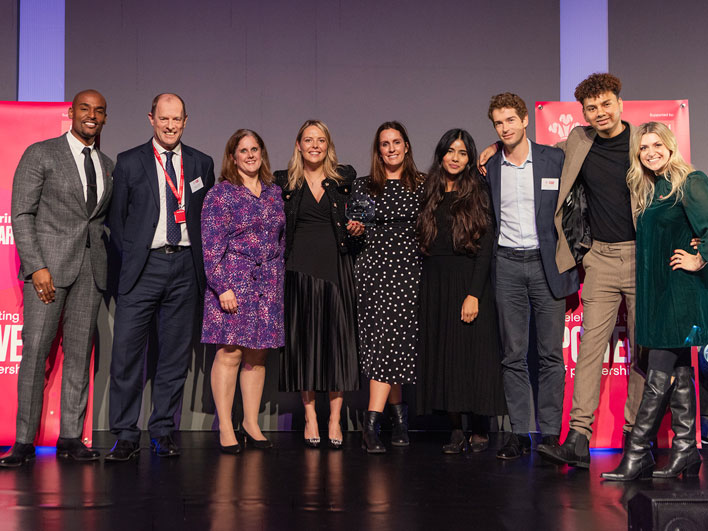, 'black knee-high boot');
601,369,674,481
653,366,702,478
